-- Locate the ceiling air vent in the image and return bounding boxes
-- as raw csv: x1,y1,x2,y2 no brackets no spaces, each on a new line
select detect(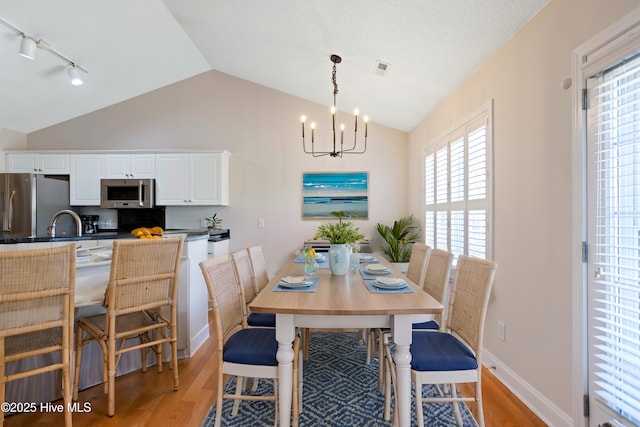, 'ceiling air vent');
374,60,390,77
